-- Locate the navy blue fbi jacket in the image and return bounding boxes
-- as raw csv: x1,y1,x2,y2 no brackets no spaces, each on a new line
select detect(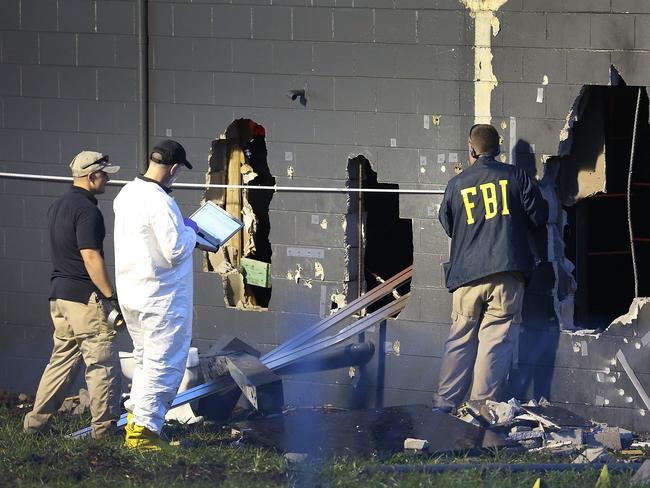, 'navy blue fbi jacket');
439,155,549,292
